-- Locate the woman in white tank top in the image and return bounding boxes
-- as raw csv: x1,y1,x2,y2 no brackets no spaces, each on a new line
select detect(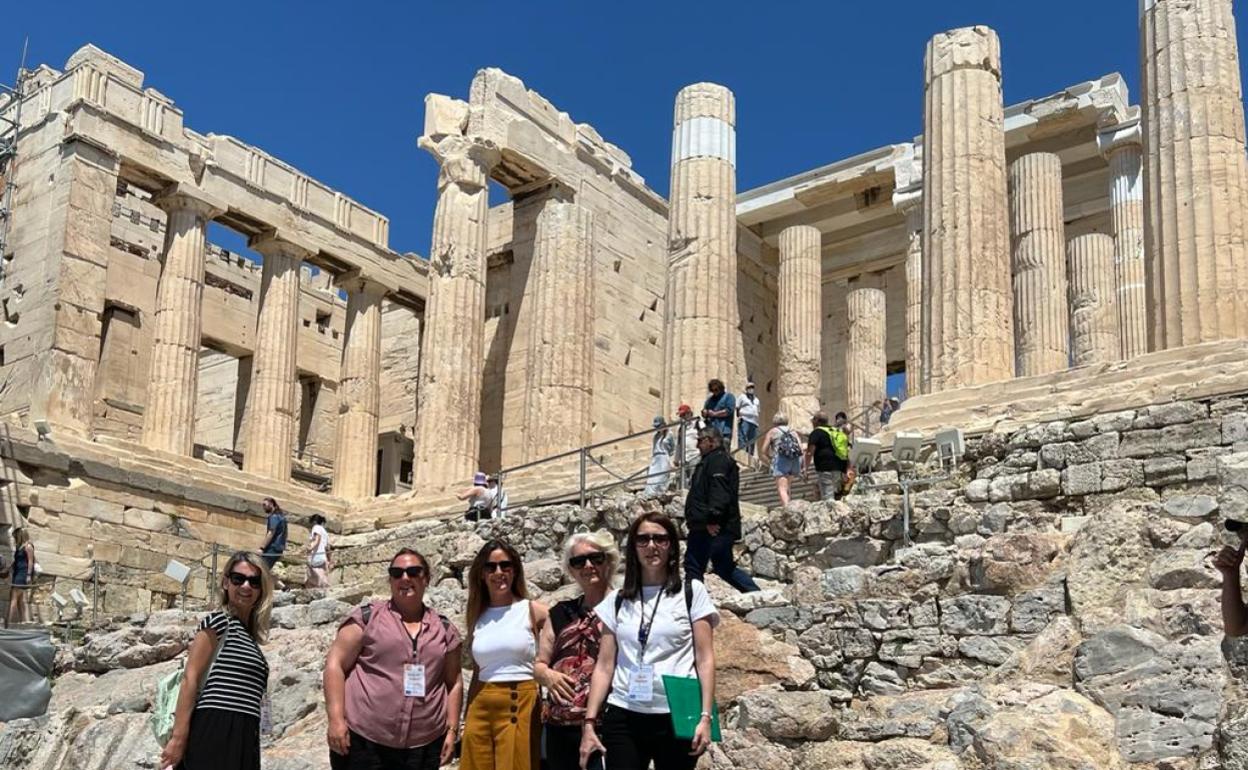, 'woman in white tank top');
462,539,549,770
